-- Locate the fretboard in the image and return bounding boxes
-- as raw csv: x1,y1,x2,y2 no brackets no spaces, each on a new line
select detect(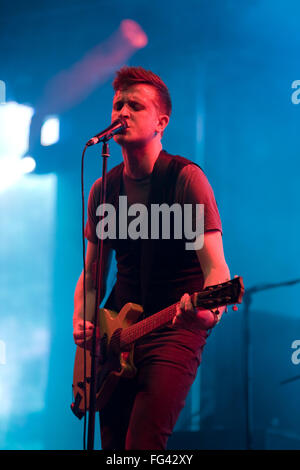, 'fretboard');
120,302,178,350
